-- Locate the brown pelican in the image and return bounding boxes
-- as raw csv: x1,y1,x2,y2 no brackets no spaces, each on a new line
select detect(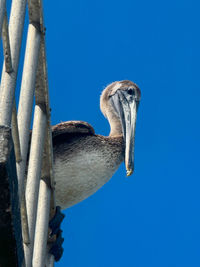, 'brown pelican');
53,80,141,210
